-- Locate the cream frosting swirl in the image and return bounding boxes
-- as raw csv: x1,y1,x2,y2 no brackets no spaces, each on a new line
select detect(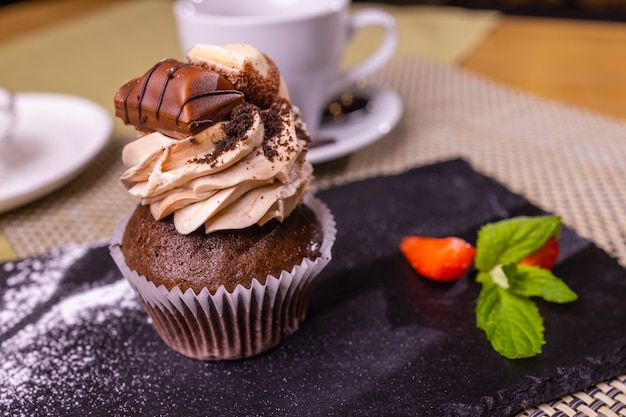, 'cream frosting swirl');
117,44,313,235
